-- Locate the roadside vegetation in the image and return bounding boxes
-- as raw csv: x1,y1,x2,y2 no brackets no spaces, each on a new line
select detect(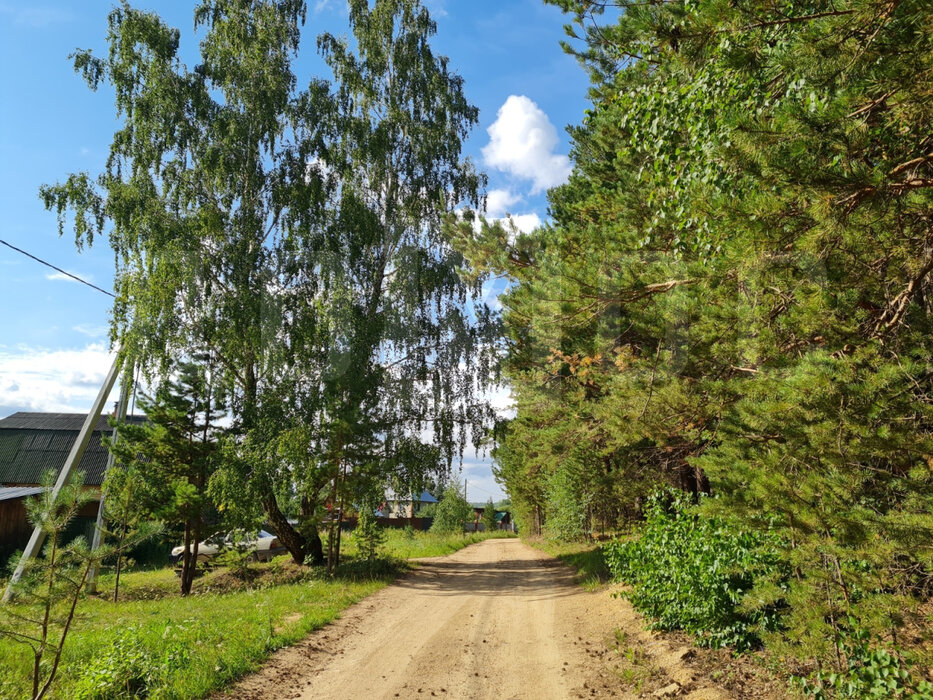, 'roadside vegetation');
463,0,933,696
343,527,514,561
